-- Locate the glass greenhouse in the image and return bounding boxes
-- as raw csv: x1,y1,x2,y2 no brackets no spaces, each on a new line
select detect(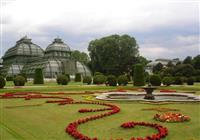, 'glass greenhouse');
0,36,91,79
